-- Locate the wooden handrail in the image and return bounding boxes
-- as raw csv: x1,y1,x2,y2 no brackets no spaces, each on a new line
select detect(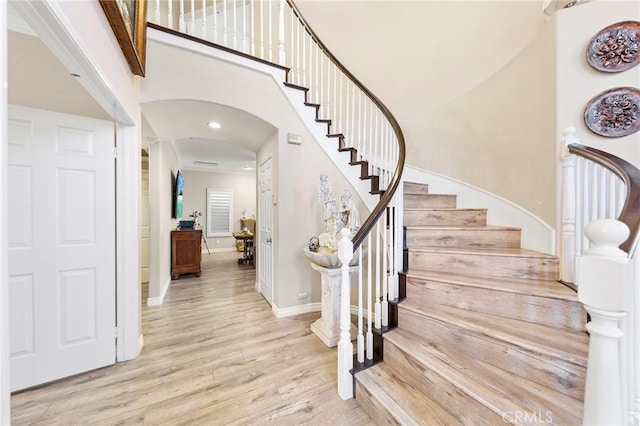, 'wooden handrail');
286,0,406,251
569,143,640,256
